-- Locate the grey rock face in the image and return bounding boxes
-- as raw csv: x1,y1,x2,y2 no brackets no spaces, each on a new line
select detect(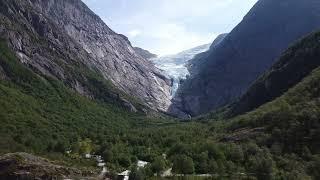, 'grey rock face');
0,153,97,179
0,0,171,111
120,97,138,113
171,0,320,117
0,66,5,80
187,33,228,76
134,47,157,60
